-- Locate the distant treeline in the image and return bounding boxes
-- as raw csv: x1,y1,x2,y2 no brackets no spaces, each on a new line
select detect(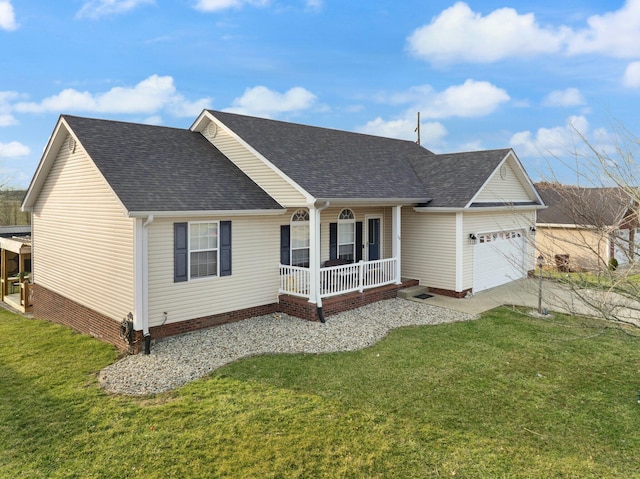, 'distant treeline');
0,189,30,226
